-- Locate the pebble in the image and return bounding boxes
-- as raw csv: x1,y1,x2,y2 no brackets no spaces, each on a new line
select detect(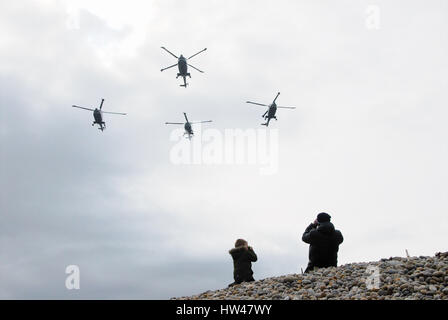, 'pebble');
173,252,448,300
